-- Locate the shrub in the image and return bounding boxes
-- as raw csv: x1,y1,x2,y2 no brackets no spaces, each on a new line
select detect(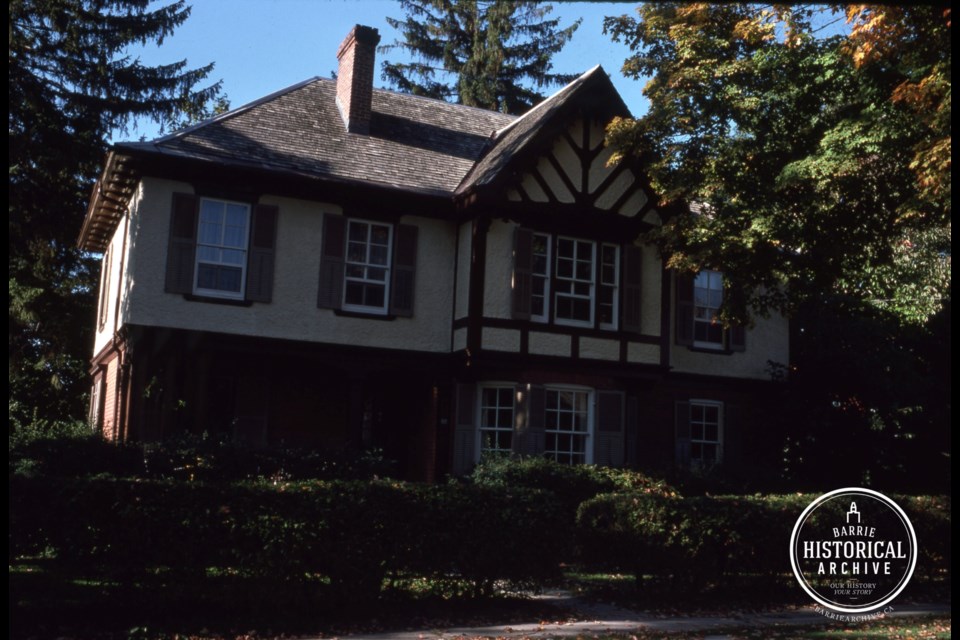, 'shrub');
10,475,568,603
575,492,951,588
